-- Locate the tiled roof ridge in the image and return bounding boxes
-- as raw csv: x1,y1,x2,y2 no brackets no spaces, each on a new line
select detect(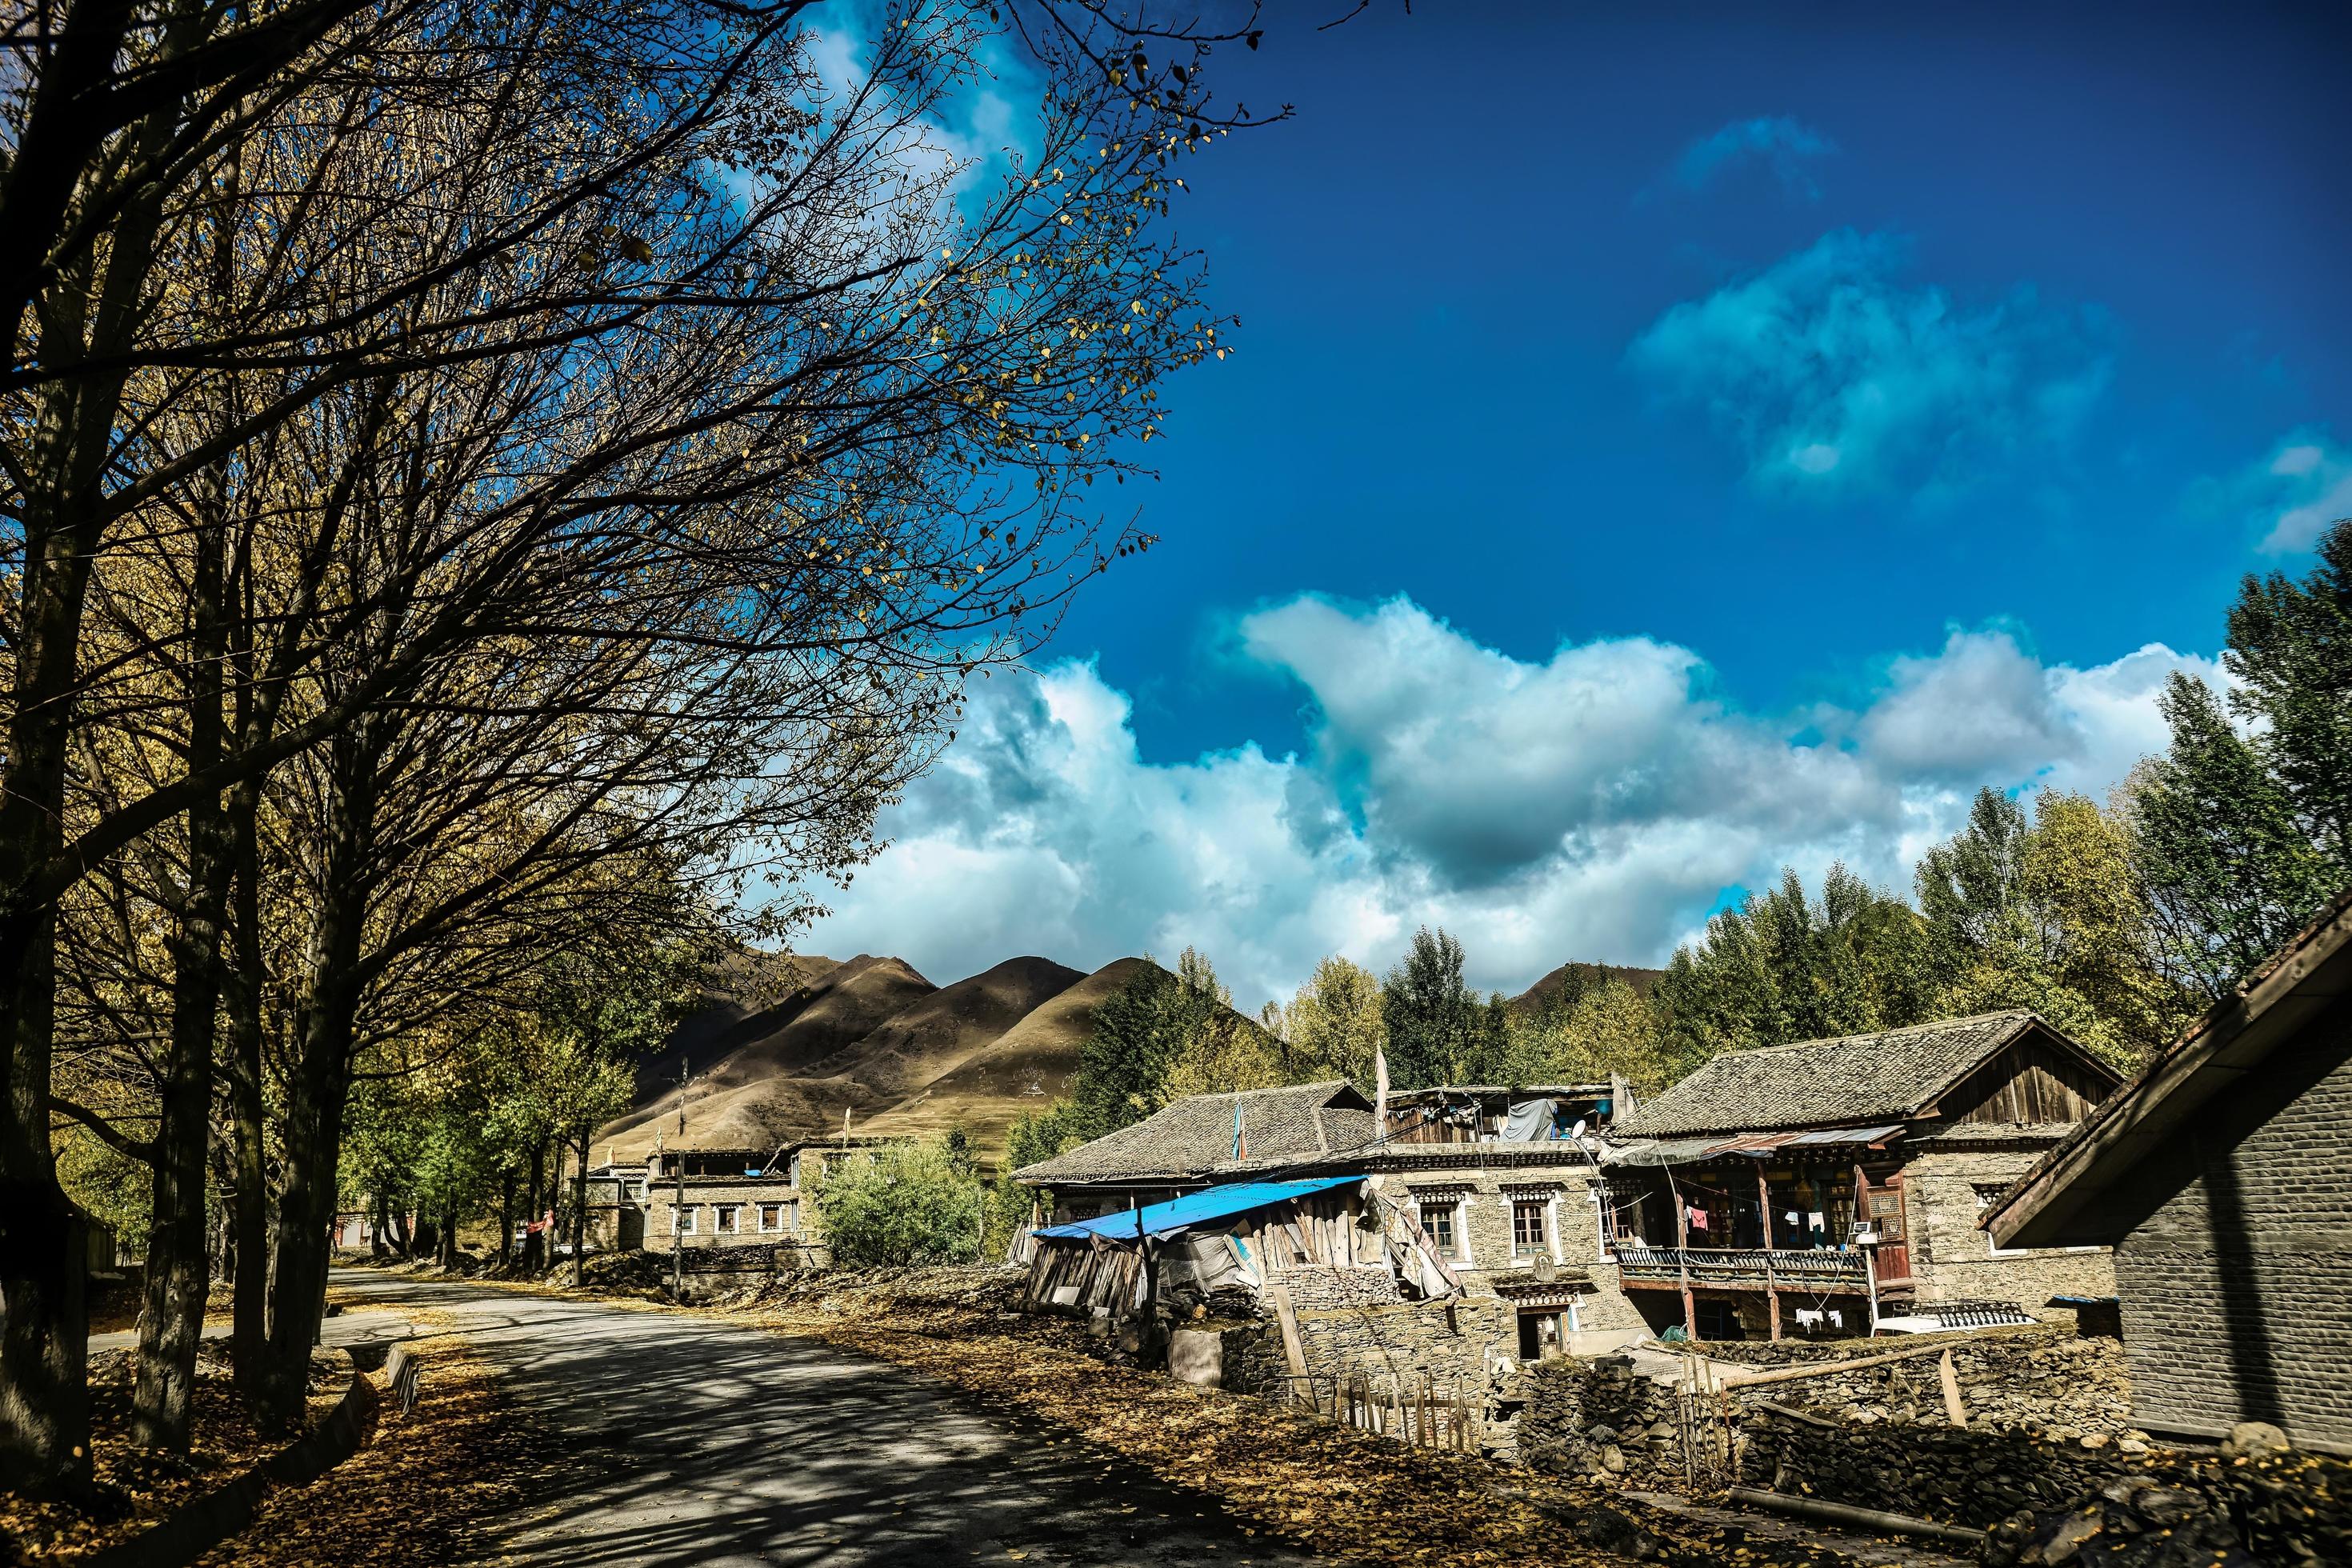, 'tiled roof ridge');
1188,1079,1351,1102
1612,1009,2057,1138
1722,1008,2033,1058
